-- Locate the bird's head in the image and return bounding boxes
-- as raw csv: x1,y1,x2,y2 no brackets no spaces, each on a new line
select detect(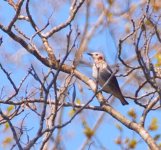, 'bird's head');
87,52,105,63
